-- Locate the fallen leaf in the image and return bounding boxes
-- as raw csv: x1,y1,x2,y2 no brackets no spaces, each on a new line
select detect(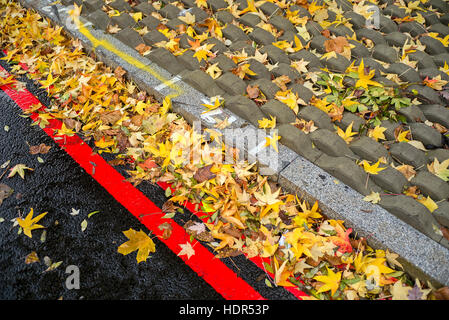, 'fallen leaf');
25,251,40,264
194,164,216,182
17,208,47,238
117,228,156,263
29,143,51,154
8,164,33,179
0,184,13,205
178,241,195,259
